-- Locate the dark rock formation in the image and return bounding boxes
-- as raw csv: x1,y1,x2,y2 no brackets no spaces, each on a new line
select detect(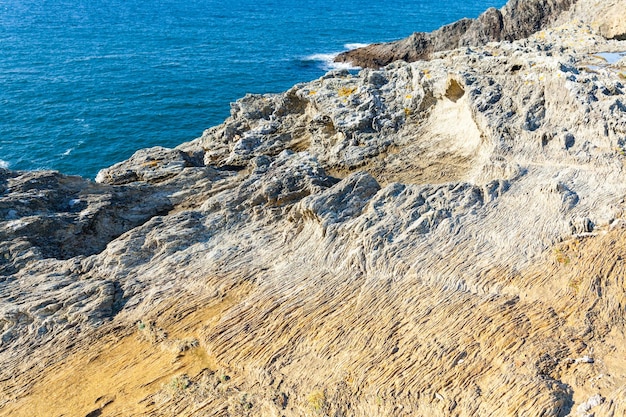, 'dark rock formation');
335,0,575,68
